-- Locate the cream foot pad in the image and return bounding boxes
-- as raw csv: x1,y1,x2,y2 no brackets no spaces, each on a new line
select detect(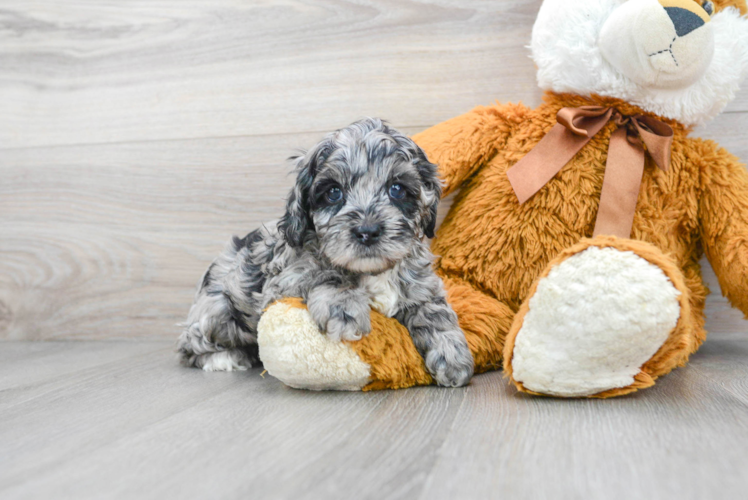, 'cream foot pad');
508,245,681,397
258,301,371,391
